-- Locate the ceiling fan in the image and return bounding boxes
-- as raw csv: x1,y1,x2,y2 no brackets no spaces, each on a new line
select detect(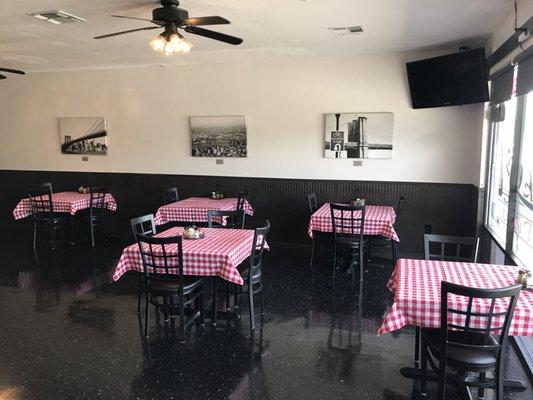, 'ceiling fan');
0,67,25,80
94,0,243,55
